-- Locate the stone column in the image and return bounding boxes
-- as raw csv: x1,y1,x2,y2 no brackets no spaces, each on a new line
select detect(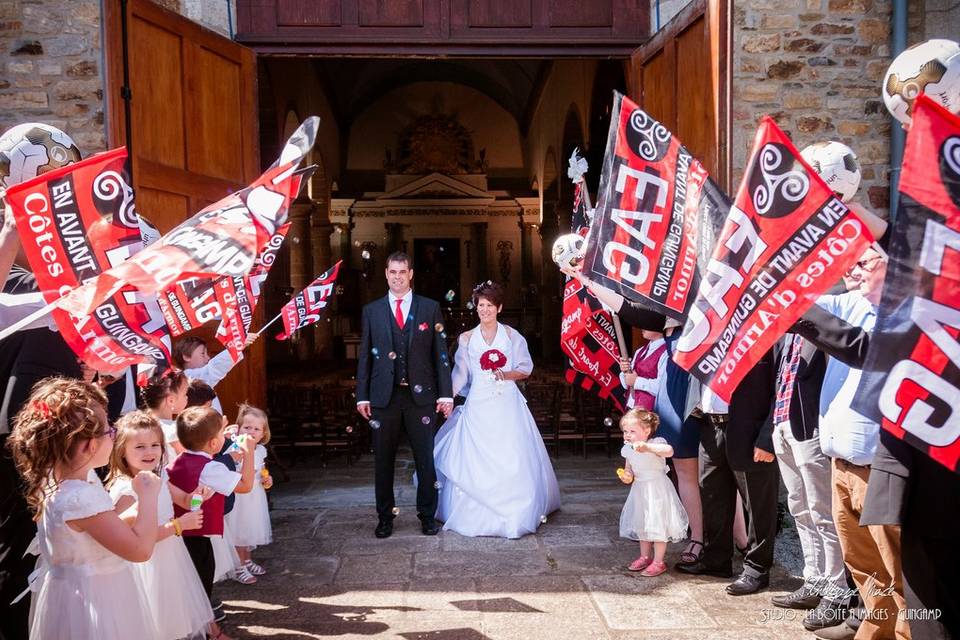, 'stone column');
471,222,488,283
310,196,335,358
519,218,534,286
385,222,404,255
539,200,560,361
287,201,314,361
